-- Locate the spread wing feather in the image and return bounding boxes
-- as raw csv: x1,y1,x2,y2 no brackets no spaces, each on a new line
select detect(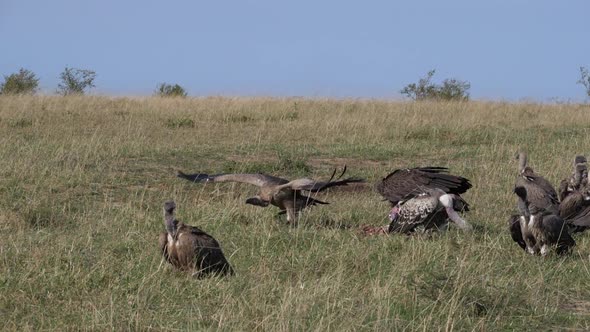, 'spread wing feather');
375,167,472,204
177,170,288,187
